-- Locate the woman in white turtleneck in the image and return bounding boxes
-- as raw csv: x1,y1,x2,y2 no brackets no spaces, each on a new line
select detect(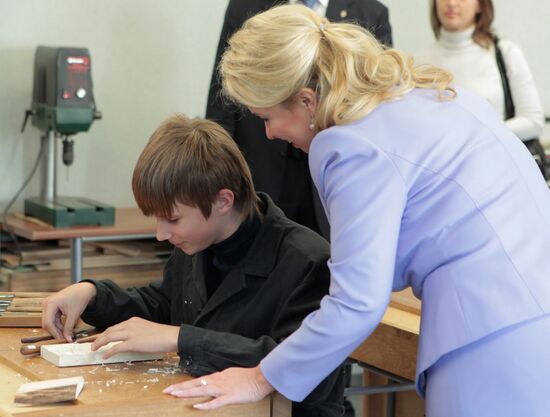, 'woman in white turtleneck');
416,0,544,142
